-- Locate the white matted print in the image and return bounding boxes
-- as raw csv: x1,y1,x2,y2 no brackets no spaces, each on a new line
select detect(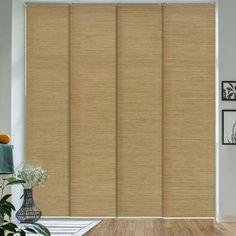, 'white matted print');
222,81,236,100
222,110,236,145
